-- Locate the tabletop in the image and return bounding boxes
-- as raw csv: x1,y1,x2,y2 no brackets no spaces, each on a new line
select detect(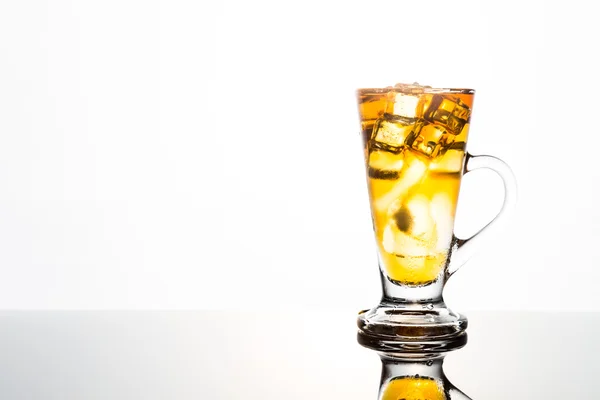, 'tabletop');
0,310,597,399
